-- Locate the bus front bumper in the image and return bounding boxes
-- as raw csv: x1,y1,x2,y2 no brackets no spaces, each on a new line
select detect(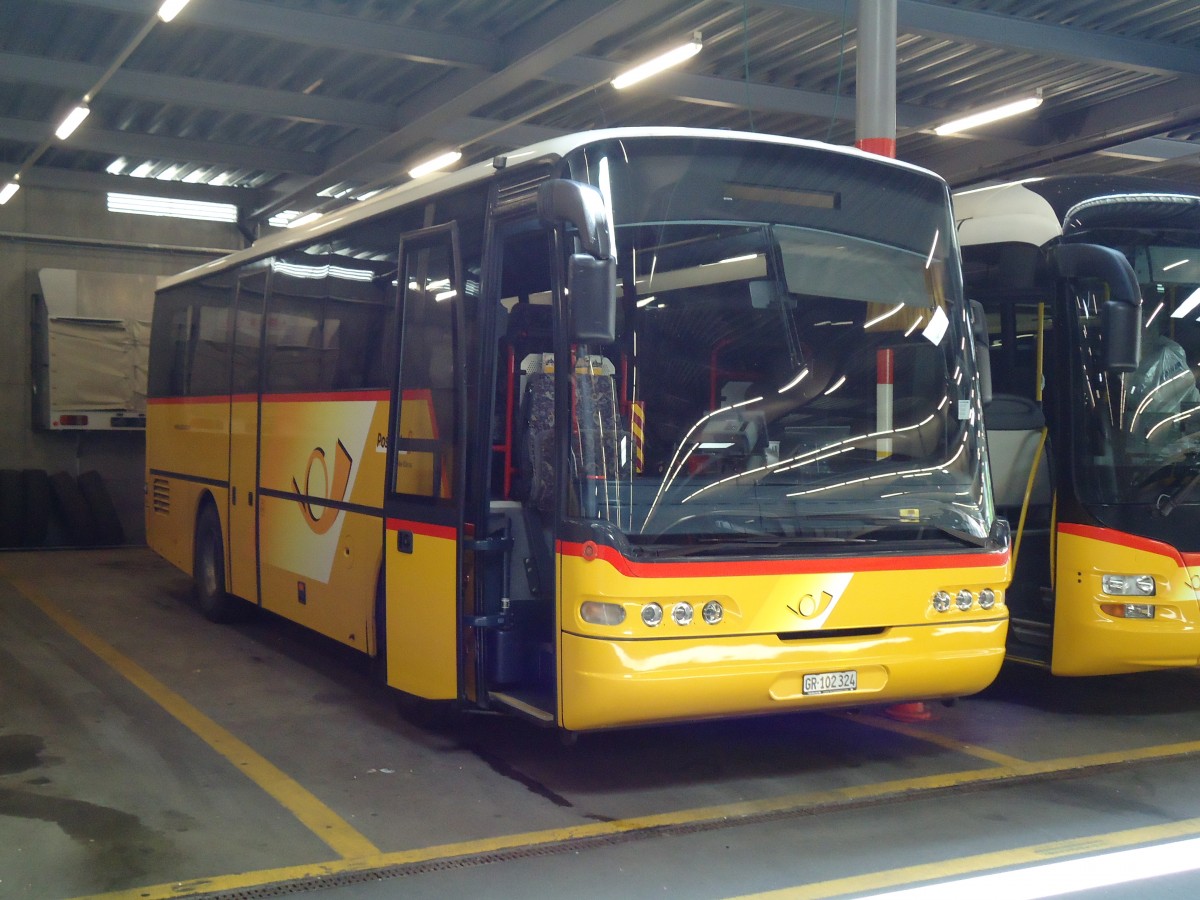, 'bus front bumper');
558,618,1007,731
